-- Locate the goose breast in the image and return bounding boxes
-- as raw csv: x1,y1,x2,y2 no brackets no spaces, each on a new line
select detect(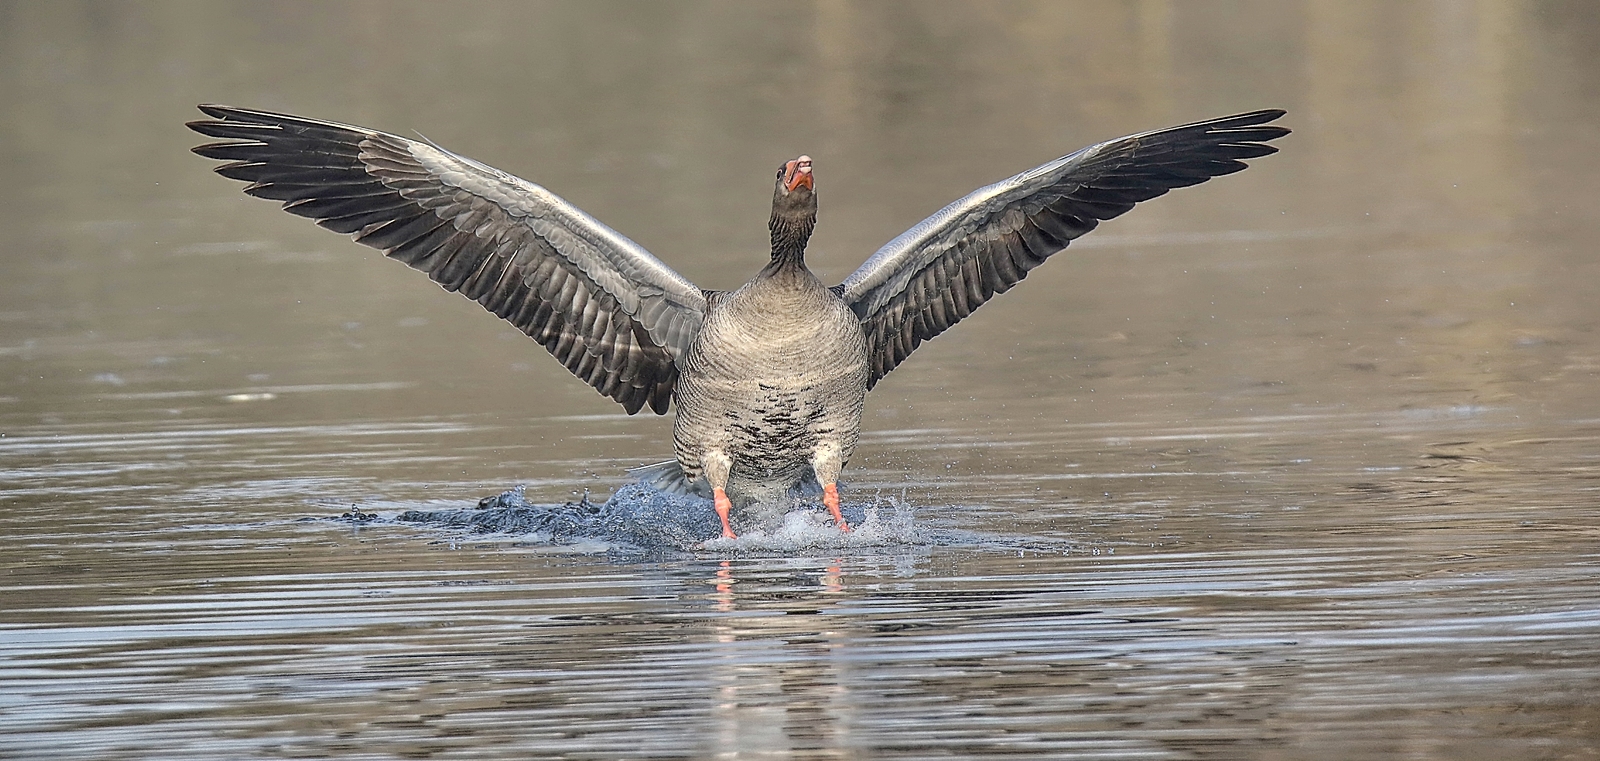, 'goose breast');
672,272,869,501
